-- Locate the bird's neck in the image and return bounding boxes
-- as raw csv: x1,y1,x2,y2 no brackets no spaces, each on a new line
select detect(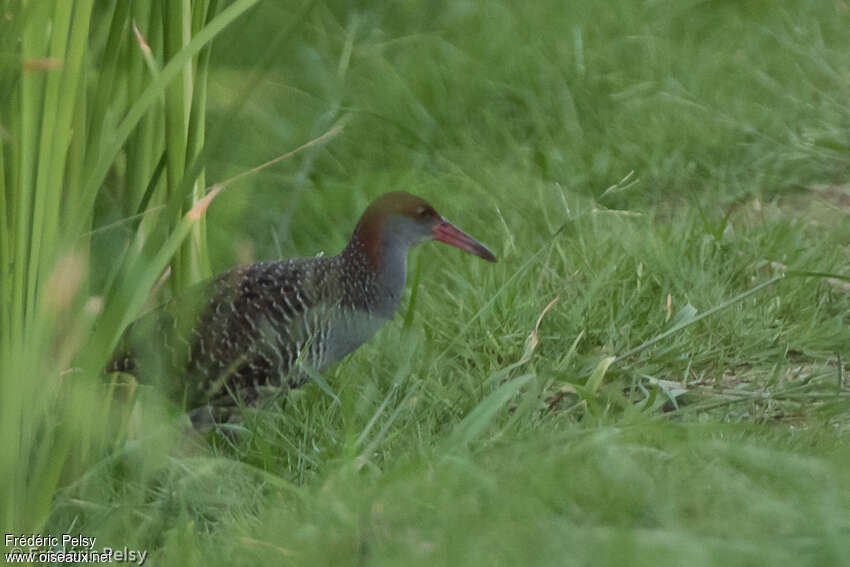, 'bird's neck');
341,229,408,317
